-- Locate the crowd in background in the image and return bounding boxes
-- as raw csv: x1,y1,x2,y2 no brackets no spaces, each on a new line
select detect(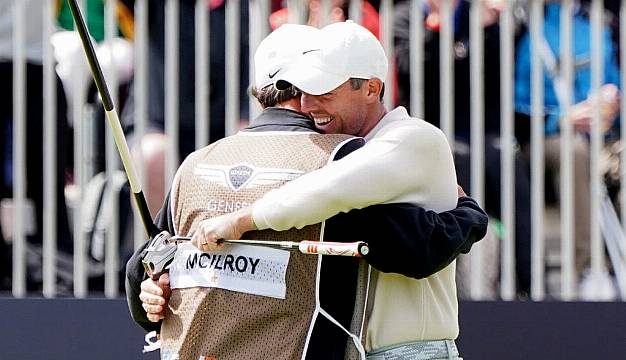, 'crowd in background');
0,0,622,299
